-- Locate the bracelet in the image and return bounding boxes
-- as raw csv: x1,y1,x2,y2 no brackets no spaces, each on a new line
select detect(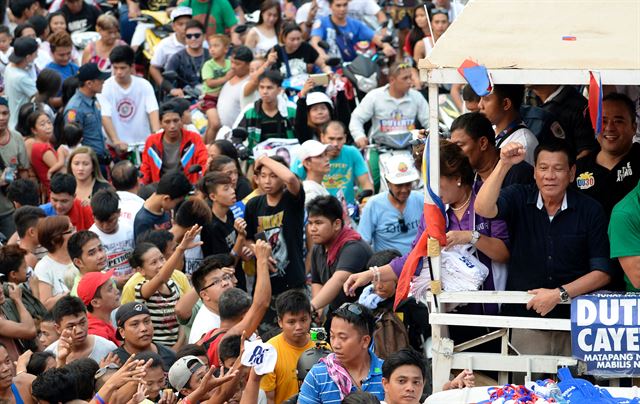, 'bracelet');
94,393,106,404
